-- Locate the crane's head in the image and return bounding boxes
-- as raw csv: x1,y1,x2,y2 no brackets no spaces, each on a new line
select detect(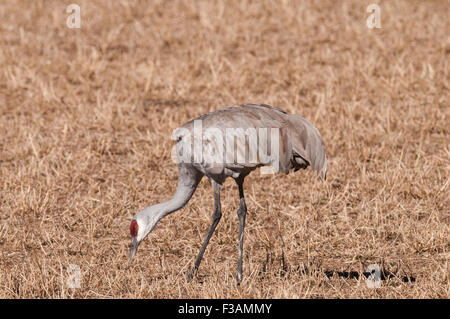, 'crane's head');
127,207,163,267
128,219,140,266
